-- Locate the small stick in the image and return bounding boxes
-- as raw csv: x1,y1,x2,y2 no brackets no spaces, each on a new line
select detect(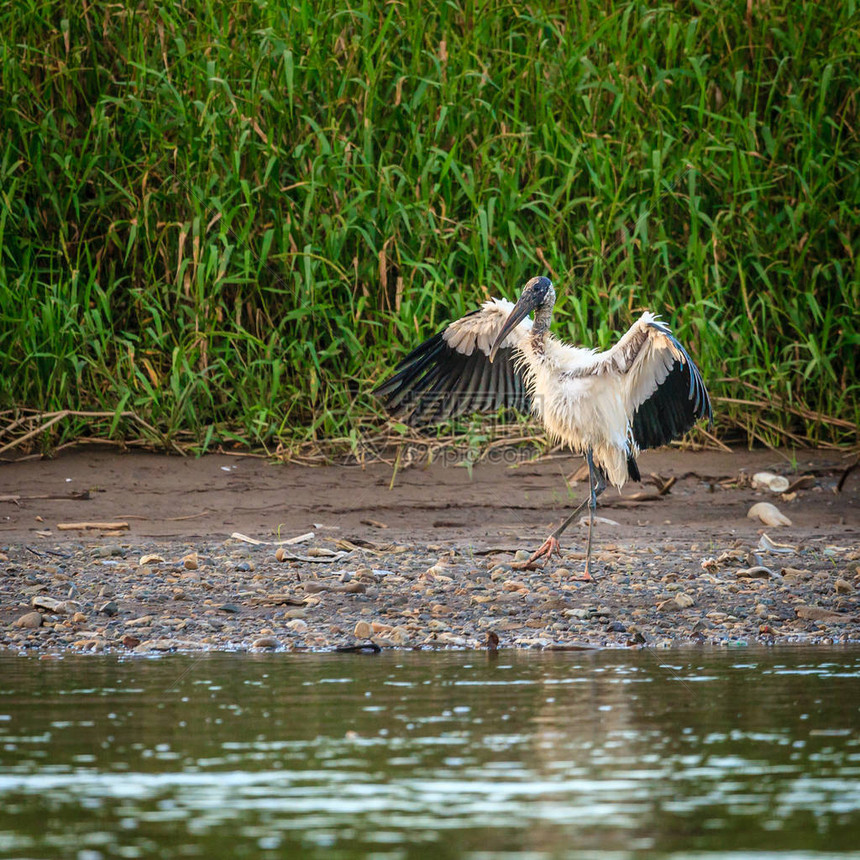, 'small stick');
57,521,130,531
231,531,314,546
0,491,90,503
